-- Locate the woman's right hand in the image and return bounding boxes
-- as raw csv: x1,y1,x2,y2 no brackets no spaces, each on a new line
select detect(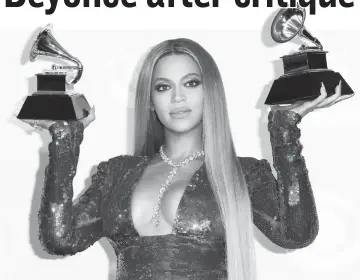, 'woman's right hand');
20,106,96,131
